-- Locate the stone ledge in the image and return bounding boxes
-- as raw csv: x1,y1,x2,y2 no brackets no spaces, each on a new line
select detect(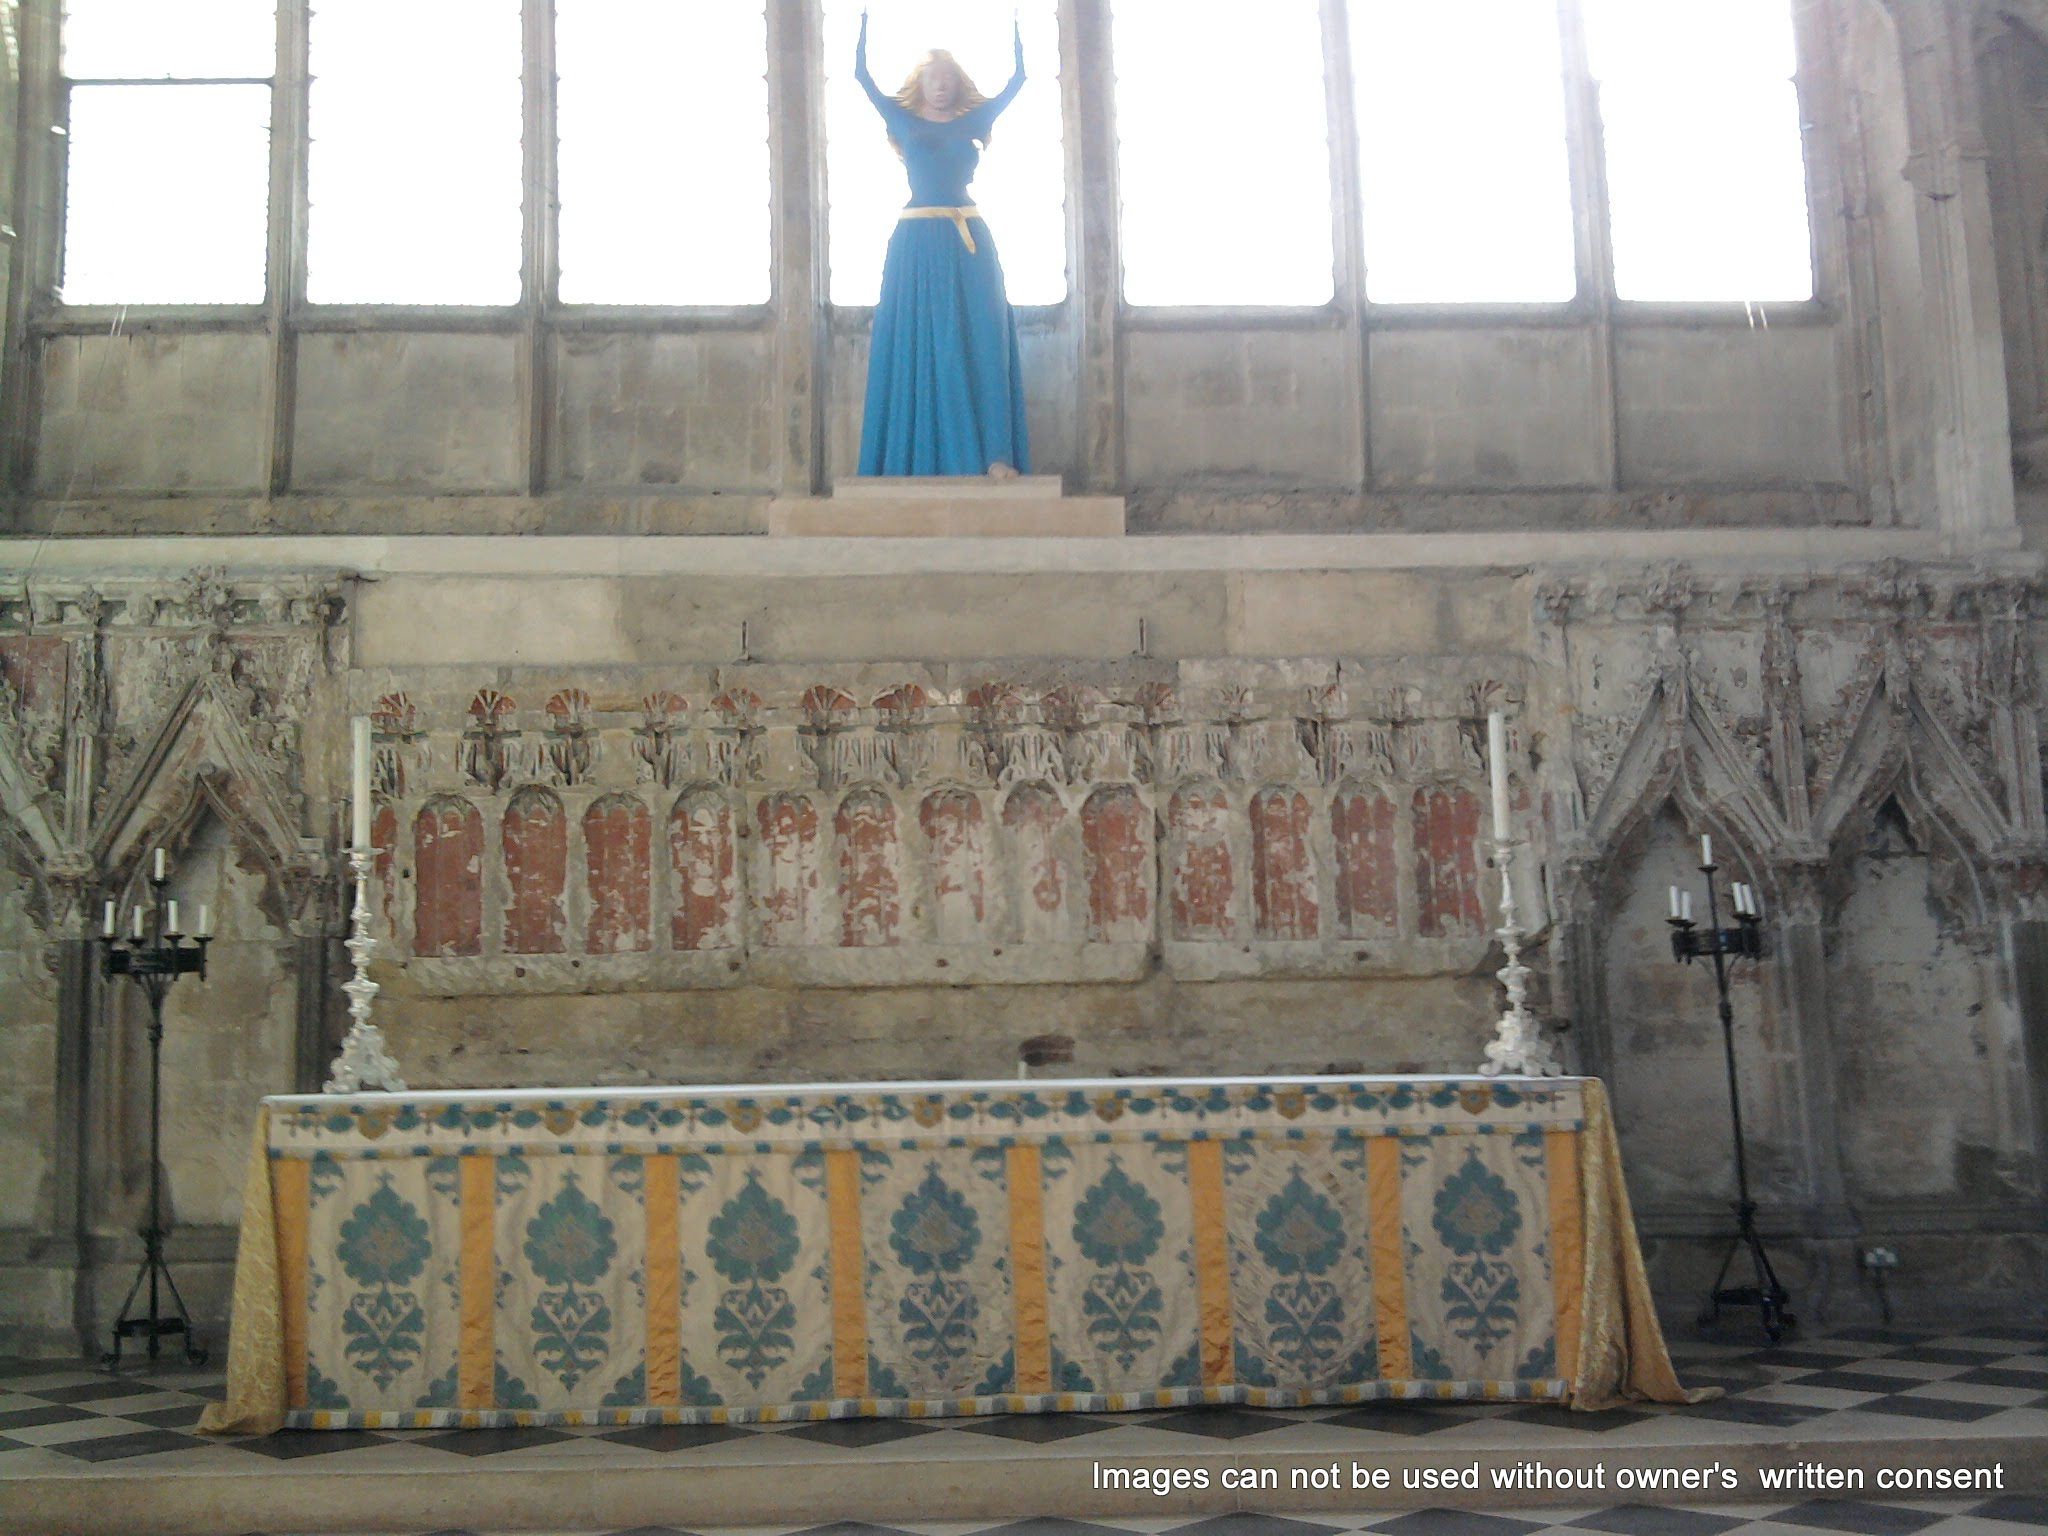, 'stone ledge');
768,482,1127,538
0,525,1975,580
